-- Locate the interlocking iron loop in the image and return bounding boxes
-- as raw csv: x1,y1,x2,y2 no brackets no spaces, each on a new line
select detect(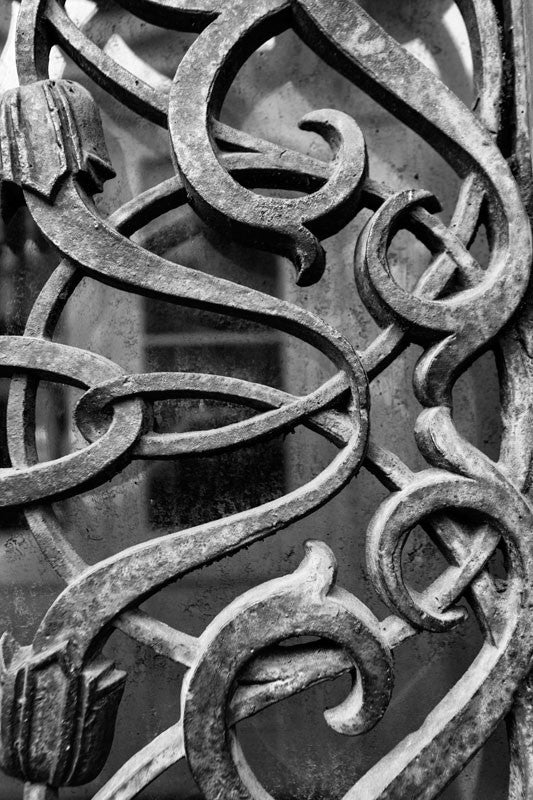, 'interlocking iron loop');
1,0,533,798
